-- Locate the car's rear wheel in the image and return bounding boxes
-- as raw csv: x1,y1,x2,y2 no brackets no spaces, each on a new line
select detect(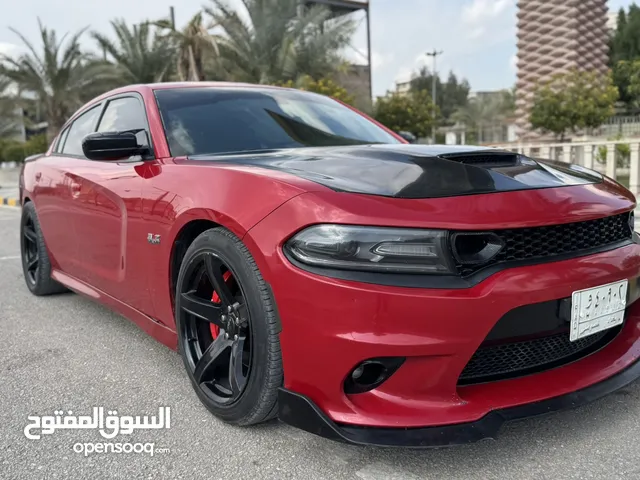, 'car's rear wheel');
175,227,282,425
20,202,68,296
